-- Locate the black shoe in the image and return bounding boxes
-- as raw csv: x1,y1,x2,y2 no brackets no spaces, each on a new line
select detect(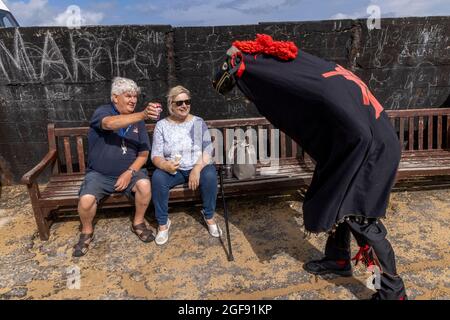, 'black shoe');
369,292,409,300
303,258,352,277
